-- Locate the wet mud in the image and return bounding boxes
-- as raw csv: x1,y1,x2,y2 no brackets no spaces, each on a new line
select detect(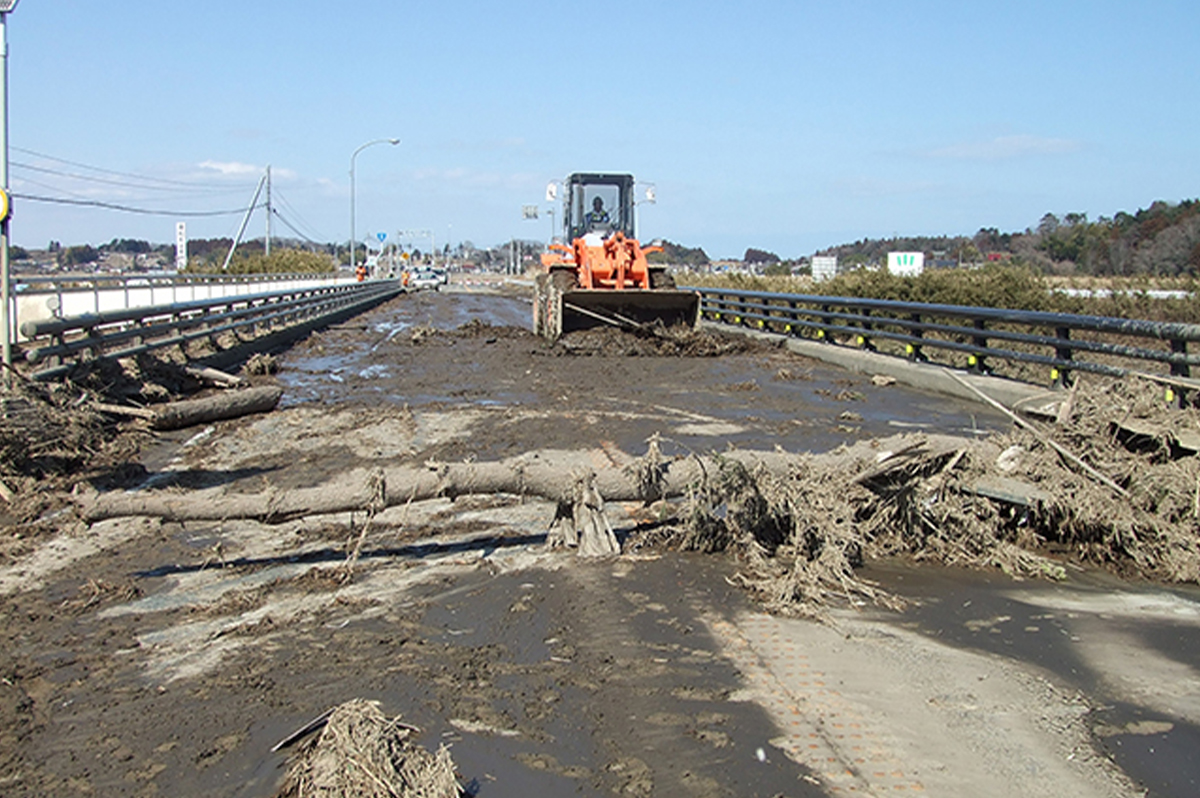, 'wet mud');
278,289,1004,461
2,283,1196,797
866,561,1200,797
